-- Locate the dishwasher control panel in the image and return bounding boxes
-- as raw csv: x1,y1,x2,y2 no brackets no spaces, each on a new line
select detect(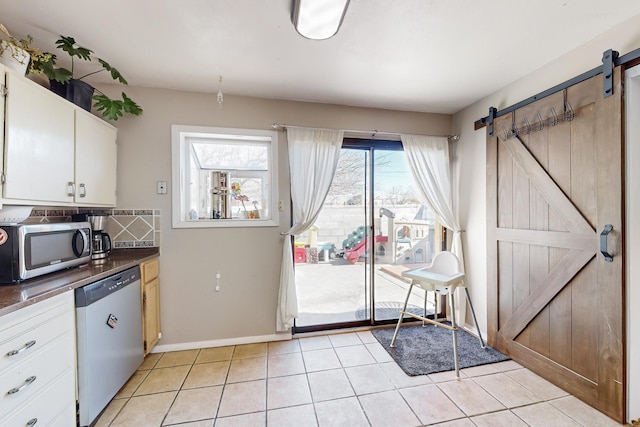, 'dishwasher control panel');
75,266,141,307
